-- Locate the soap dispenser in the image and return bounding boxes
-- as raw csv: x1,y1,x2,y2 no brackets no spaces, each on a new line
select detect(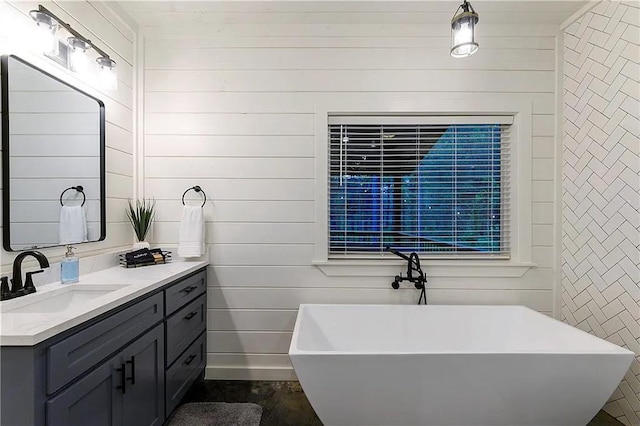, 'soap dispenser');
61,245,79,284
